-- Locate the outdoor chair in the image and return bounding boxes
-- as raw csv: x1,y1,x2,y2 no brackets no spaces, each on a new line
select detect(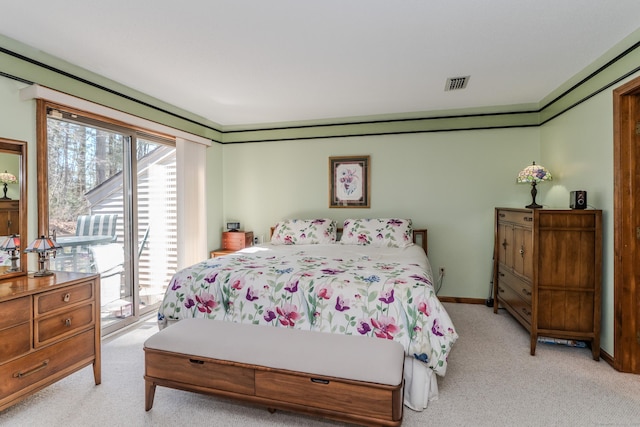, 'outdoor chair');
76,214,119,241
